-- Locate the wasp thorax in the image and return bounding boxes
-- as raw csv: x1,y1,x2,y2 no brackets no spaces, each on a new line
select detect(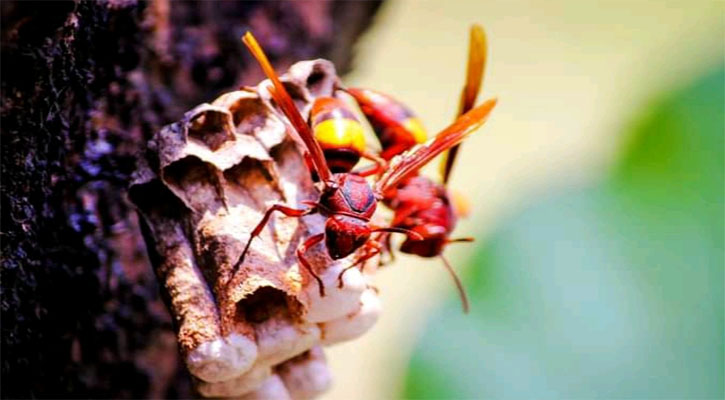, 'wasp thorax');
320,174,377,217
325,215,371,259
